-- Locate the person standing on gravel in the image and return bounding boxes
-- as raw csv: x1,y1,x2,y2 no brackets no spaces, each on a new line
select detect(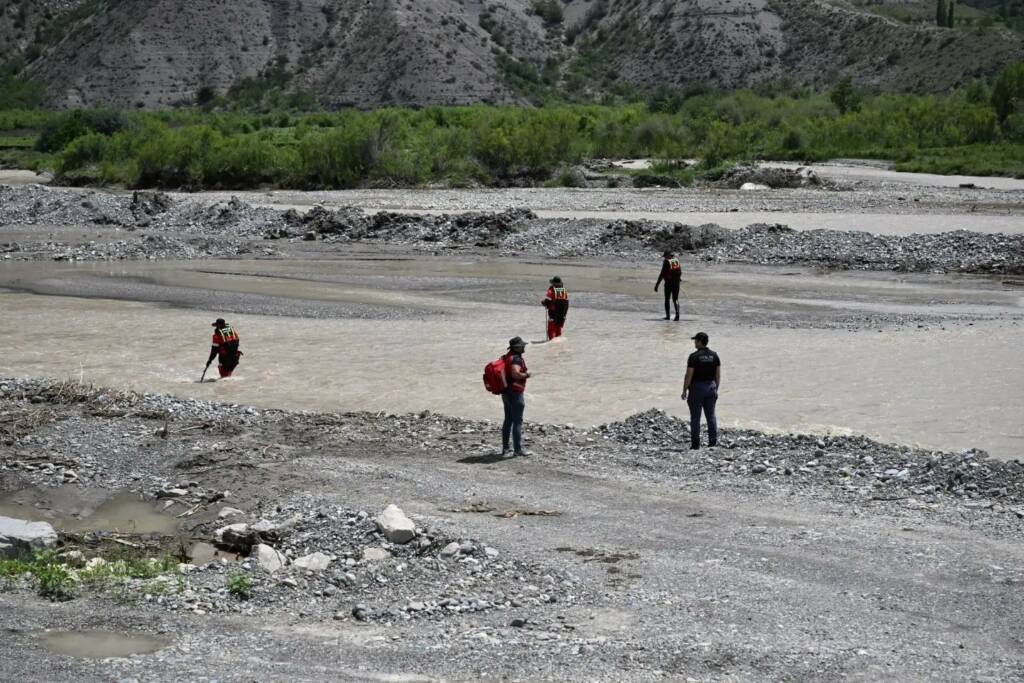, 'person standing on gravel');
681,332,720,450
655,250,682,321
206,318,242,379
542,276,570,340
501,337,532,457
